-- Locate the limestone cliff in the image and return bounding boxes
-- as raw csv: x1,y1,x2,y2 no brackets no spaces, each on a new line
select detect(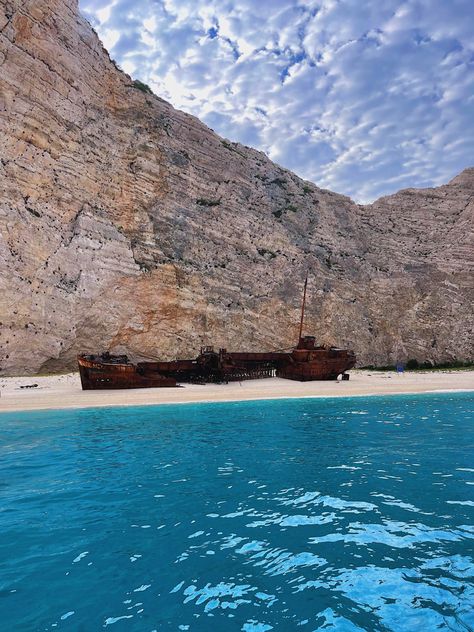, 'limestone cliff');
0,0,473,374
